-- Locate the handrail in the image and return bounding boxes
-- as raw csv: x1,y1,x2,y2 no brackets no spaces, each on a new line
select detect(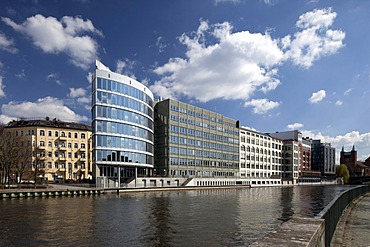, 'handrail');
315,185,370,247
